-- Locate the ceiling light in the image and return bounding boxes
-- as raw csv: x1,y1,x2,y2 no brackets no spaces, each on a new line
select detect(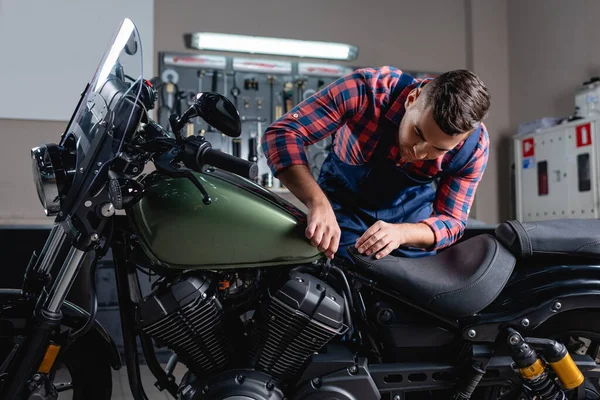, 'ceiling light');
185,32,358,61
